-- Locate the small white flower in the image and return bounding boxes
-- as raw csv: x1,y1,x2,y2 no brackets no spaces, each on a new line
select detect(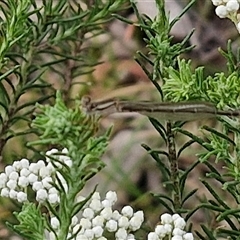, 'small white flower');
106,219,118,232
48,187,58,194
133,211,144,222
112,210,121,220
29,163,39,174
80,218,92,229
161,213,173,224
147,232,159,240
174,217,186,229
39,166,52,178
42,176,53,189
20,168,30,177
92,192,101,200
92,216,104,227
100,207,113,220
83,207,95,219
6,179,17,189
71,216,79,226
92,226,104,237
215,5,228,18
5,165,15,176
118,216,129,228
32,181,43,191
173,228,185,236
172,214,181,221
155,224,167,238
226,0,239,11
18,176,29,187
105,191,117,205
9,189,18,199
129,215,143,231
48,193,59,204
127,234,135,239
89,199,102,212
1,188,9,197
183,233,194,240
96,237,107,240
8,171,19,180
28,173,38,184
121,206,133,218
20,158,30,169
12,161,21,170
0,173,7,187
84,229,94,239
51,217,60,229
115,228,128,239
101,199,111,208
36,189,48,202
17,191,27,202
163,223,173,234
